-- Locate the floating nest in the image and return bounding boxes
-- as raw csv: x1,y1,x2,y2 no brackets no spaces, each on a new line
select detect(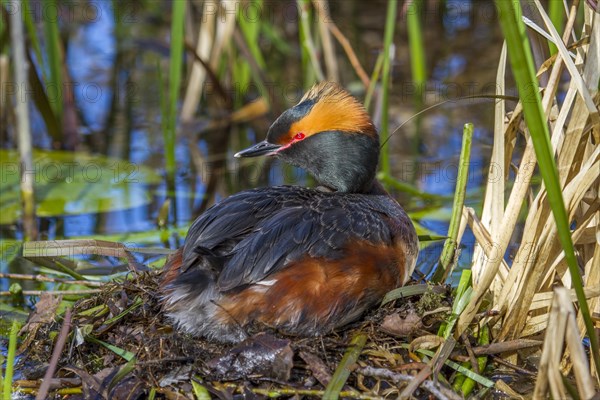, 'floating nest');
13,271,537,399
